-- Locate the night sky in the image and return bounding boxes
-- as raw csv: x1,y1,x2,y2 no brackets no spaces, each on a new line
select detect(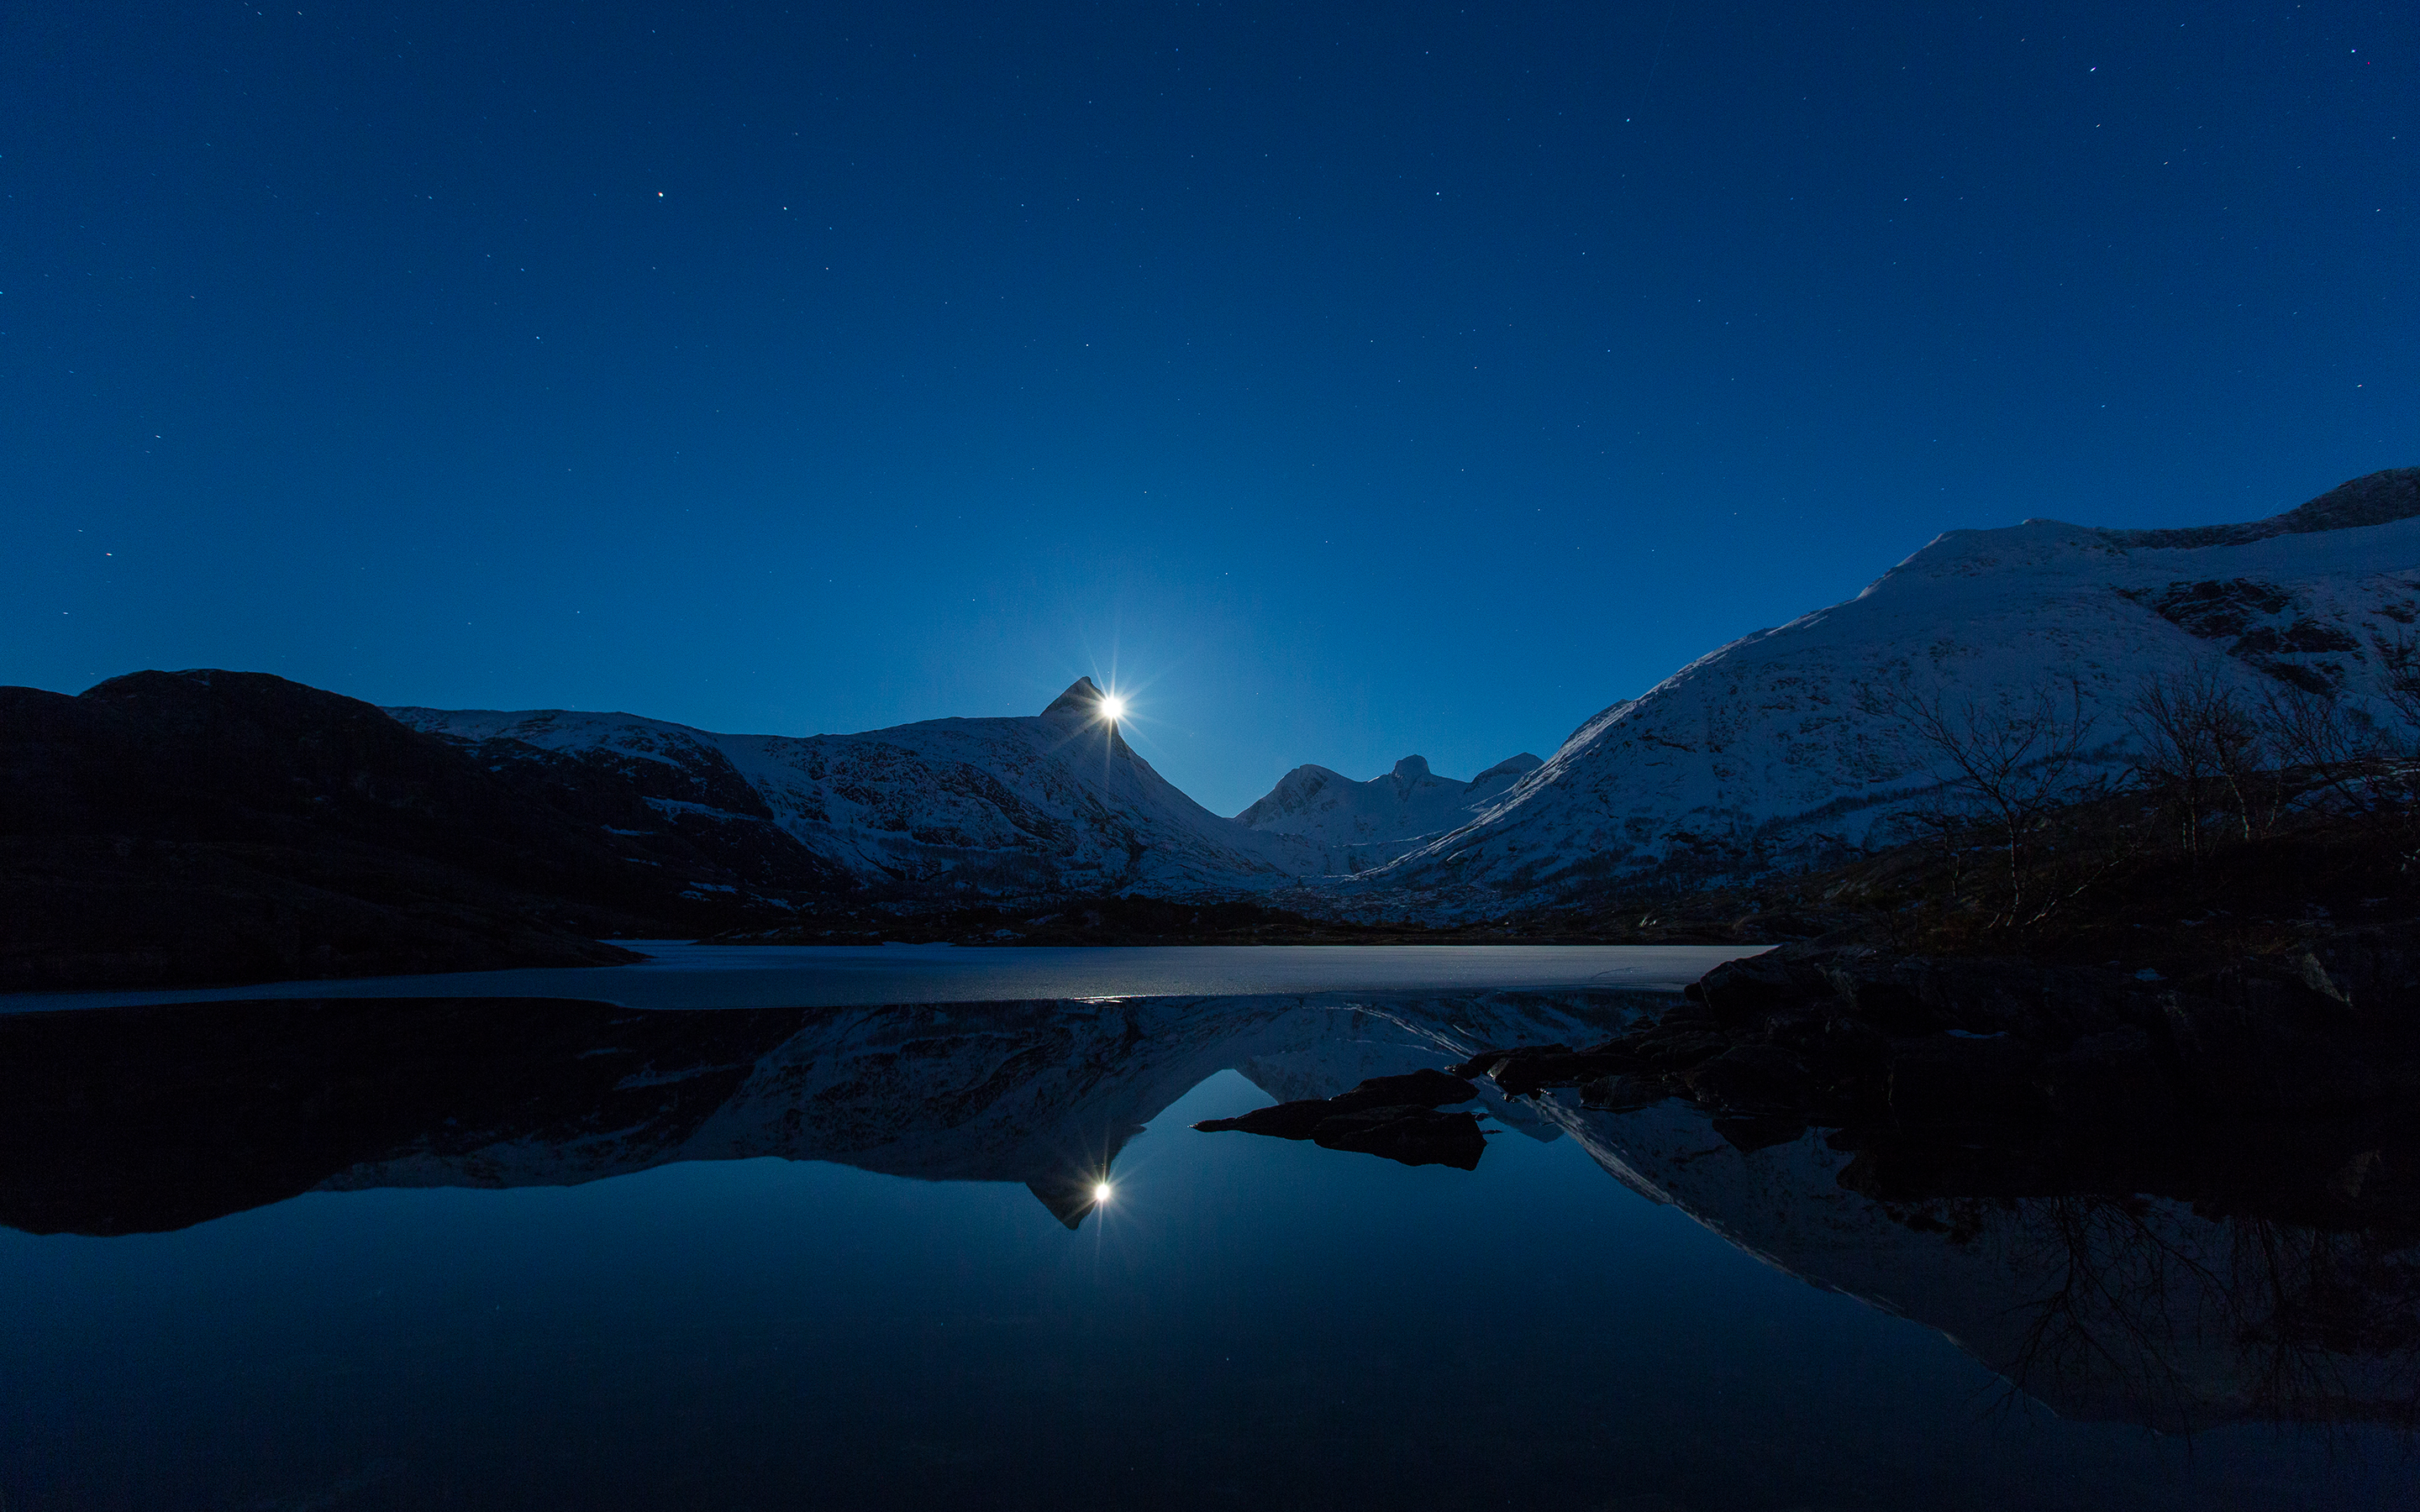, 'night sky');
5,2,2412,814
